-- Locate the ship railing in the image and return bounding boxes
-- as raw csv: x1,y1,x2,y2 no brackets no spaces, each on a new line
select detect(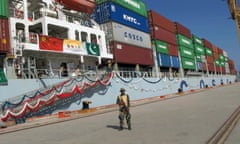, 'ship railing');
31,9,93,28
